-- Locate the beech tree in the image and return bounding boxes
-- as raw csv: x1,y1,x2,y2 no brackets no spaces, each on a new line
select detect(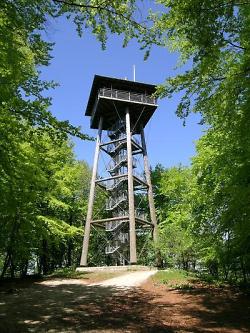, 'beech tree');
149,0,250,282
1,0,249,281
